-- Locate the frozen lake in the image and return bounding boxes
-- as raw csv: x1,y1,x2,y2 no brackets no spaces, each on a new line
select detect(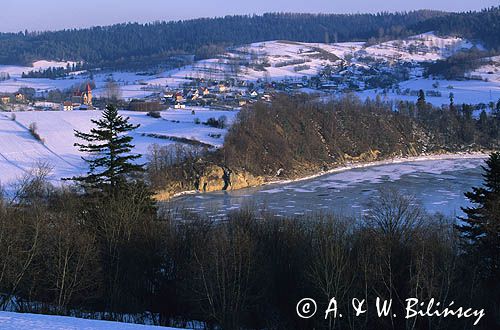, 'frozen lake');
165,157,487,219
